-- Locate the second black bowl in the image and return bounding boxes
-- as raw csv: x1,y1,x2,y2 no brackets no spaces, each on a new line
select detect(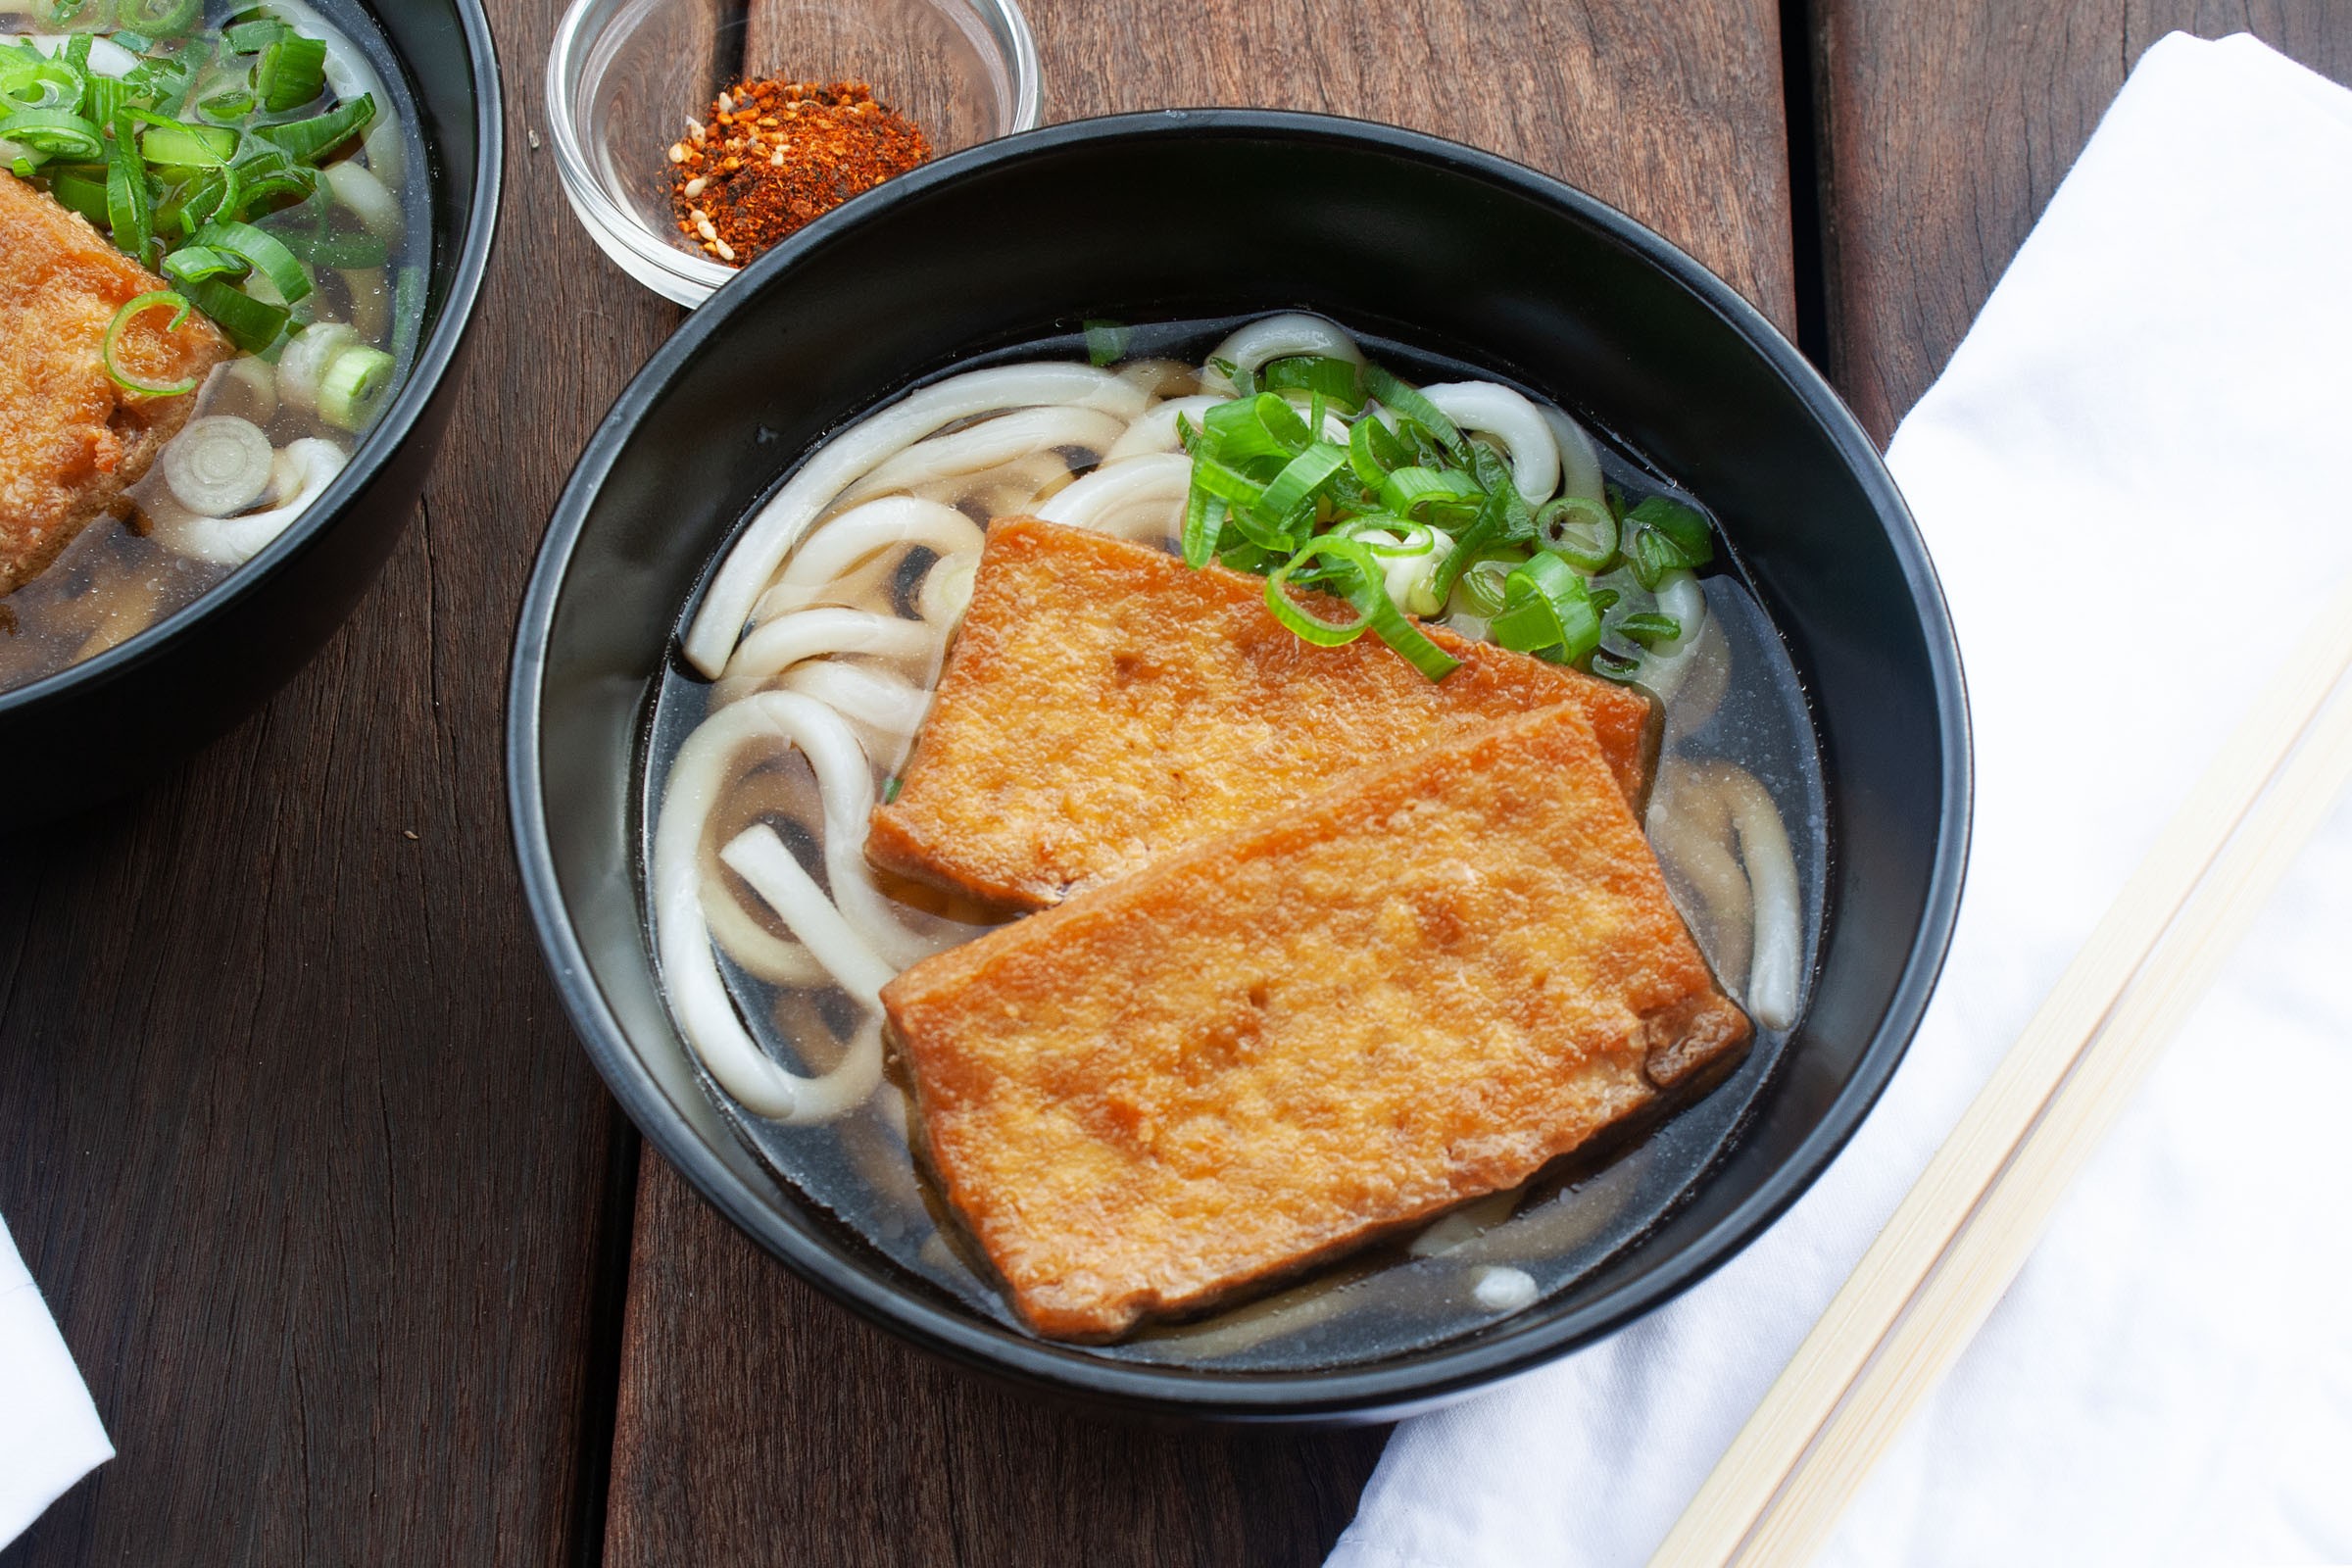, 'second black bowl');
510,110,1970,1421
0,0,502,822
